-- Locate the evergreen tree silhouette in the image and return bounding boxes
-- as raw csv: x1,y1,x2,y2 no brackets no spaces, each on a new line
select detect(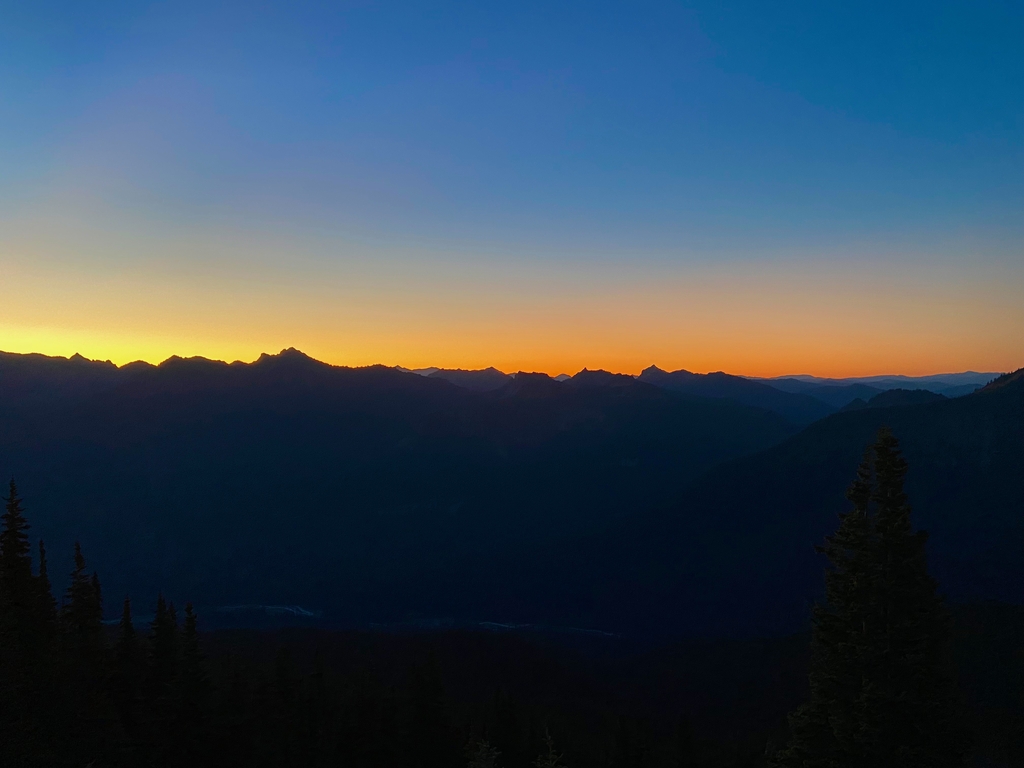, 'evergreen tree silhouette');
36,540,57,637
145,593,181,764
61,542,104,654
58,541,121,764
535,731,566,768
773,427,968,768
115,596,137,663
467,739,501,768
0,482,38,668
177,602,210,764
113,596,145,746
0,480,51,766
0,479,32,586
149,594,180,695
